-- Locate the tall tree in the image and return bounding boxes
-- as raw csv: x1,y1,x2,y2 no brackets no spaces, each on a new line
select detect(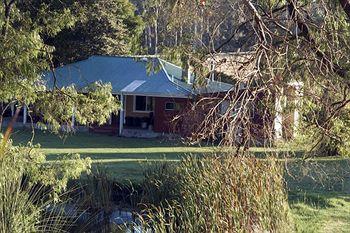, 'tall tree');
140,0,245,56
46,0,144,65
0,0,122,231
